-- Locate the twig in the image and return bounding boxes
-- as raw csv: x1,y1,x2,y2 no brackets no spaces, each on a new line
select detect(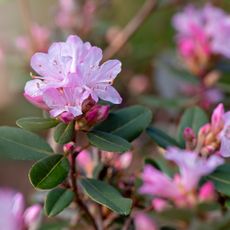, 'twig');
70,151,99,230
102,0,158,61
122,215,133,230
103,212,119,229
